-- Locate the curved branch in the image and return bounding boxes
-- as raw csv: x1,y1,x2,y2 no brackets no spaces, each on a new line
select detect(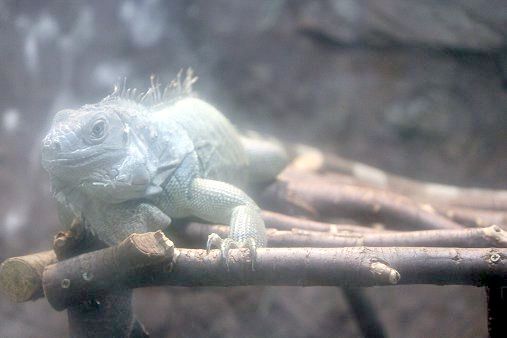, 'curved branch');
263,172,463,230
34,232,507,310
324,154,507,211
